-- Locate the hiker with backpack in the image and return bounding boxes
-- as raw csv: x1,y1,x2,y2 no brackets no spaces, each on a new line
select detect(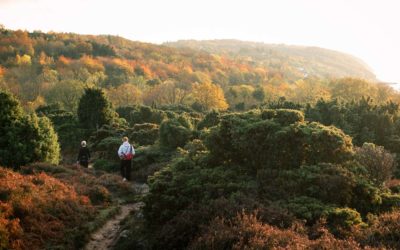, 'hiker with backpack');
77,140,91,168
118,136,135,182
